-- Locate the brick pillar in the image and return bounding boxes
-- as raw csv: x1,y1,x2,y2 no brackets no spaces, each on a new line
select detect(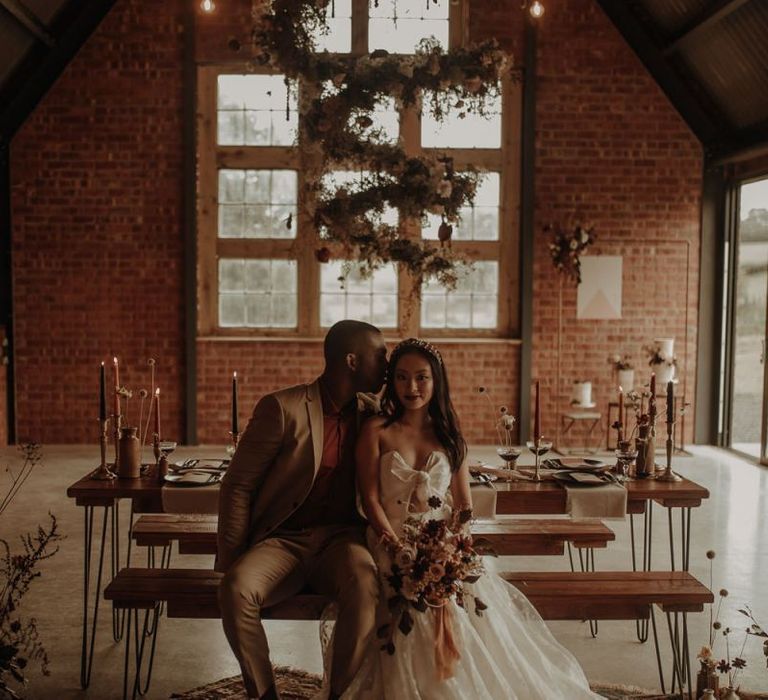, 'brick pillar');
0,326,7,446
